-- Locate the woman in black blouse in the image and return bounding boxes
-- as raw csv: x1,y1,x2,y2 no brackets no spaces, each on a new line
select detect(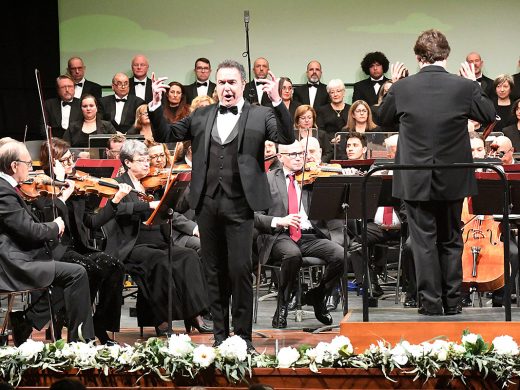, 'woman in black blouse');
493,74,515,133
